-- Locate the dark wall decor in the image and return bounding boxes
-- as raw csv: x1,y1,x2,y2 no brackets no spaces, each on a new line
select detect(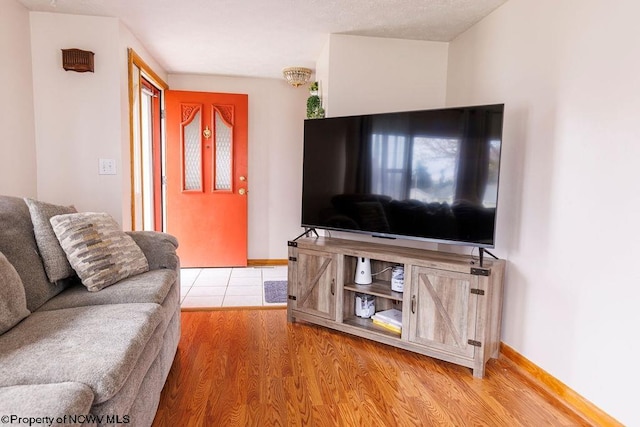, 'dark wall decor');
61,48,94,73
